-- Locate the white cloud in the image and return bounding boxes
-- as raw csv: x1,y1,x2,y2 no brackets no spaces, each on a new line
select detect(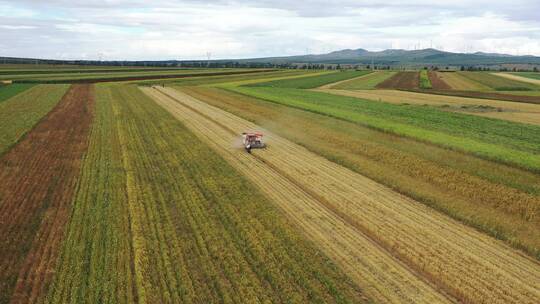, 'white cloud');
0,25,36,29
0,0,539,59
